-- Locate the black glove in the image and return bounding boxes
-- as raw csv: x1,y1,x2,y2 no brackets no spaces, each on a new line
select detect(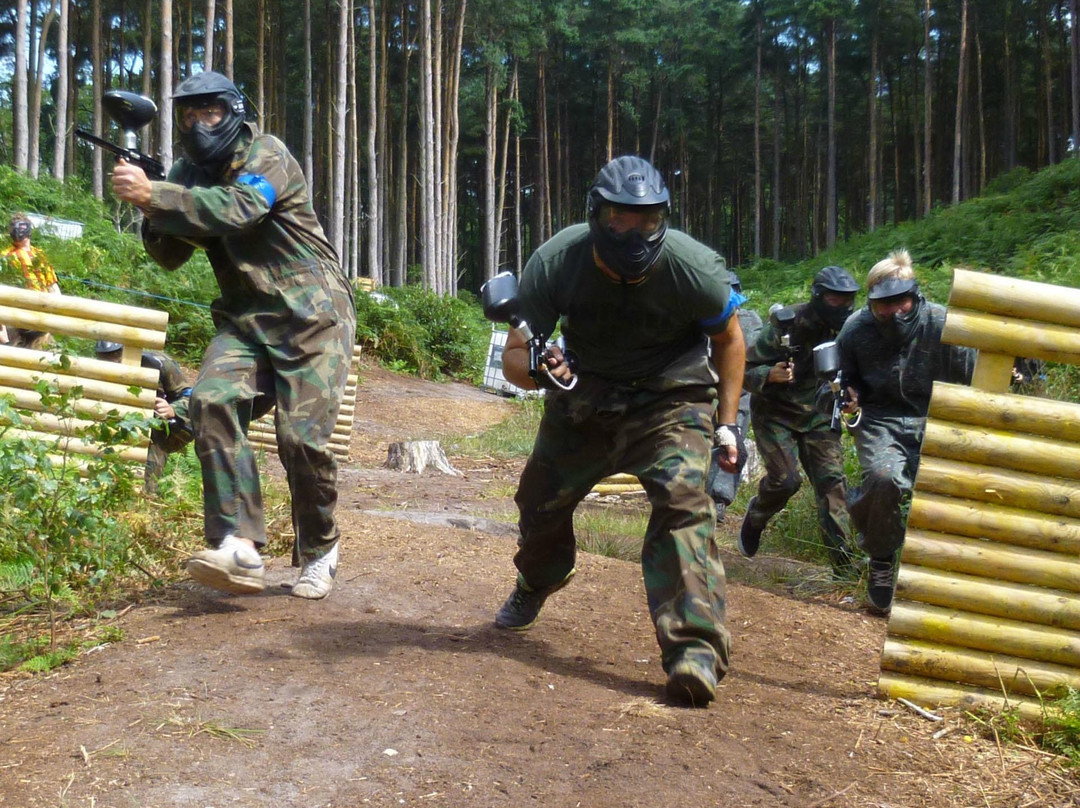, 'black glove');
713,423,747,473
